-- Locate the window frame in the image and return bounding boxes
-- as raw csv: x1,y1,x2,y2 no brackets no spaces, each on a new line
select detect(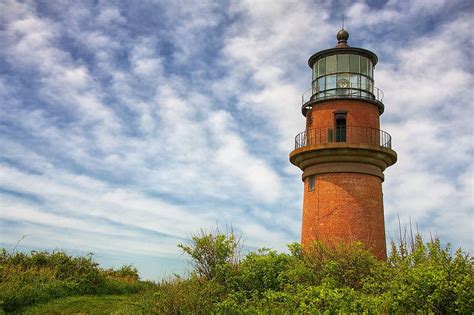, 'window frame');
308,175,315,191
334,111,347,143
